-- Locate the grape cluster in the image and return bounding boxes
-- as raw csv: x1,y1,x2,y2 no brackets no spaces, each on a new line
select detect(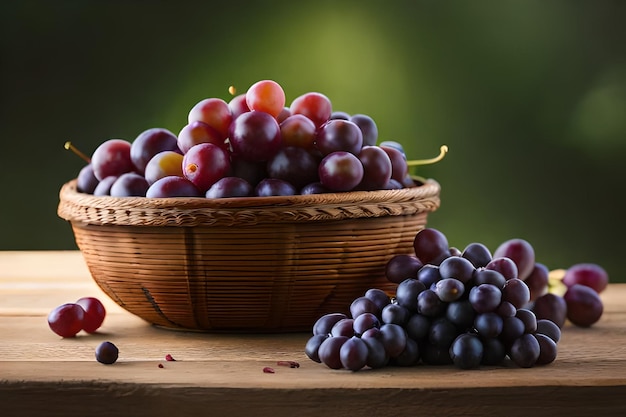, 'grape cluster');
73,80,421,199
305,228,608,371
